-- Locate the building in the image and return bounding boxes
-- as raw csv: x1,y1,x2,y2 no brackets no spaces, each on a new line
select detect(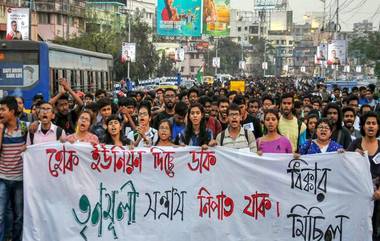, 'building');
35,0,86,40
229,9,259,46
292,23,315,76
0,0,86,41
353,20,373,37
86,0,155,32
